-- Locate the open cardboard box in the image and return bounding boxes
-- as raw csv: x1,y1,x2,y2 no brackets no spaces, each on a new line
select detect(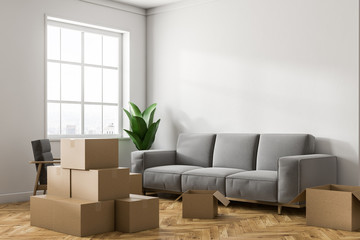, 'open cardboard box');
176,190,230,219
290,184,360,231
